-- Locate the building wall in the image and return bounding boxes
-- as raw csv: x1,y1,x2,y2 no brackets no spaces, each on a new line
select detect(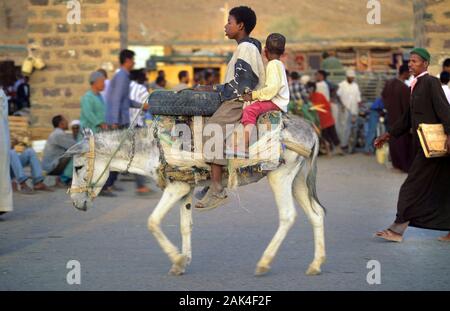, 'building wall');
27,0,127,132
413,0,450,75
